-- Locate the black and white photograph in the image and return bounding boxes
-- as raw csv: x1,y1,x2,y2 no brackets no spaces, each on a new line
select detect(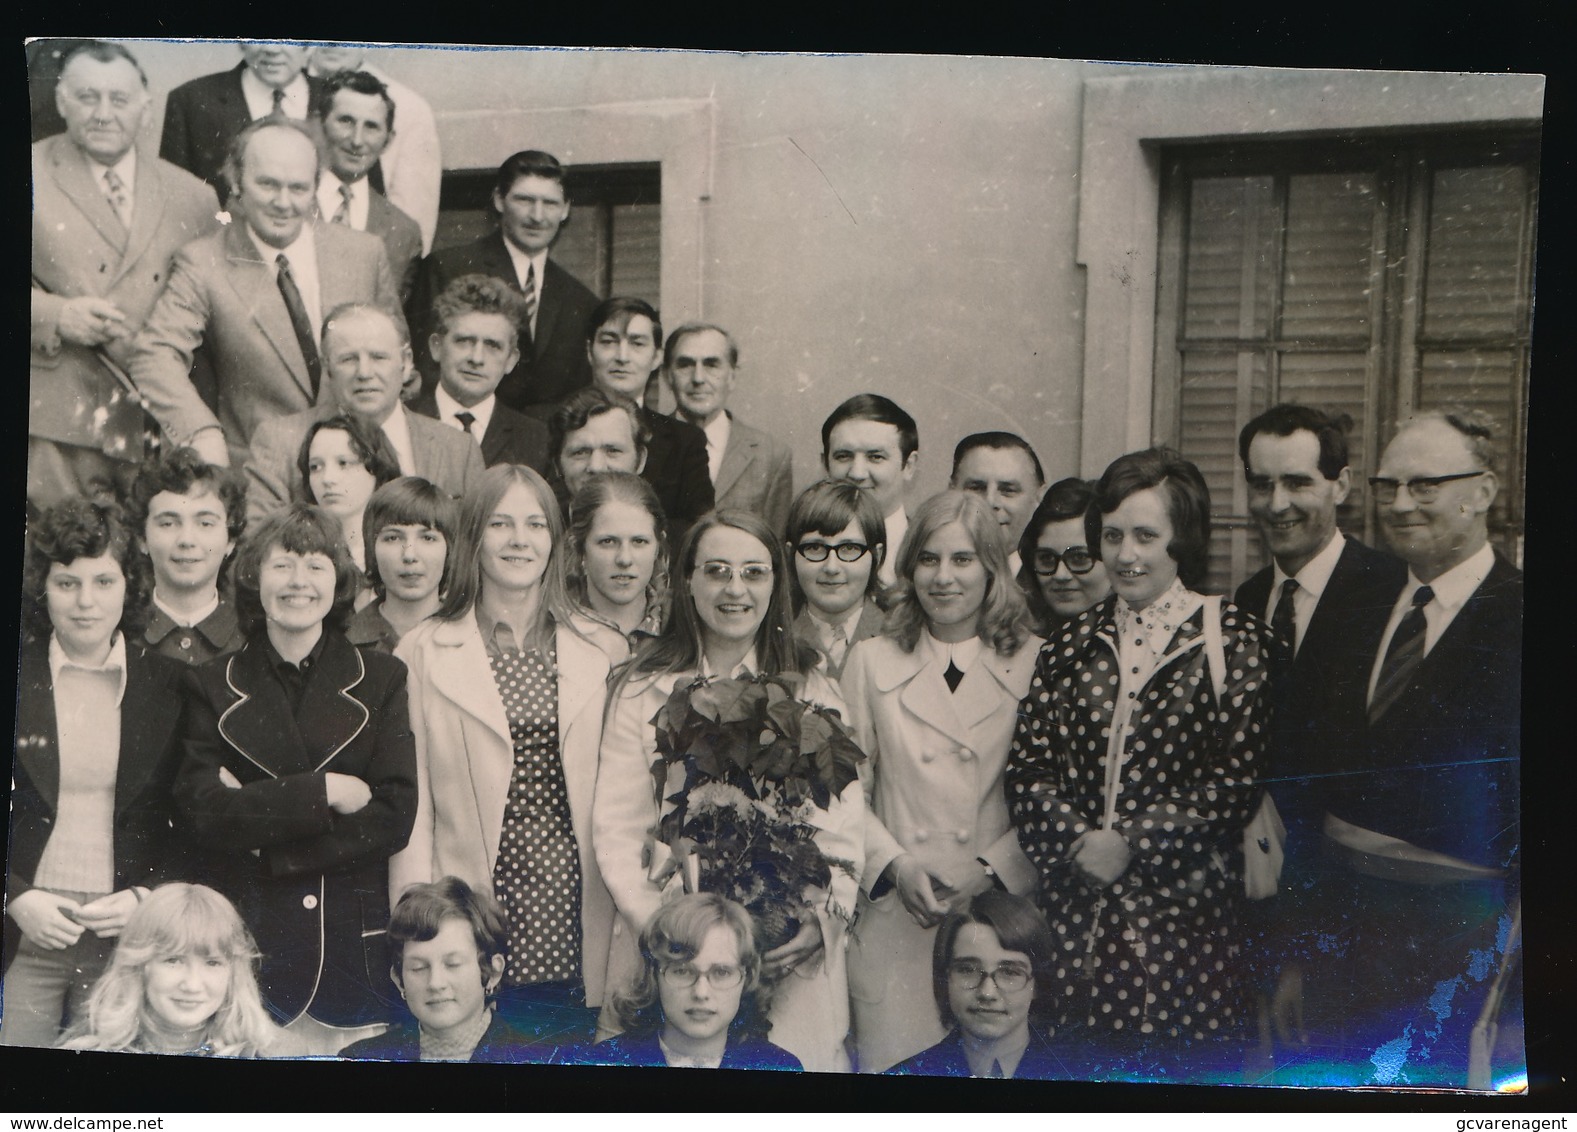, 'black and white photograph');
7,31,1555,1111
